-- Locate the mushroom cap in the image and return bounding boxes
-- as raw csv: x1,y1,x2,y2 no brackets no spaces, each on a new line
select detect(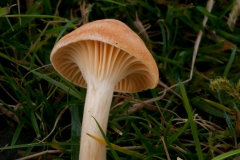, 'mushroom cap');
50,19,159,93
